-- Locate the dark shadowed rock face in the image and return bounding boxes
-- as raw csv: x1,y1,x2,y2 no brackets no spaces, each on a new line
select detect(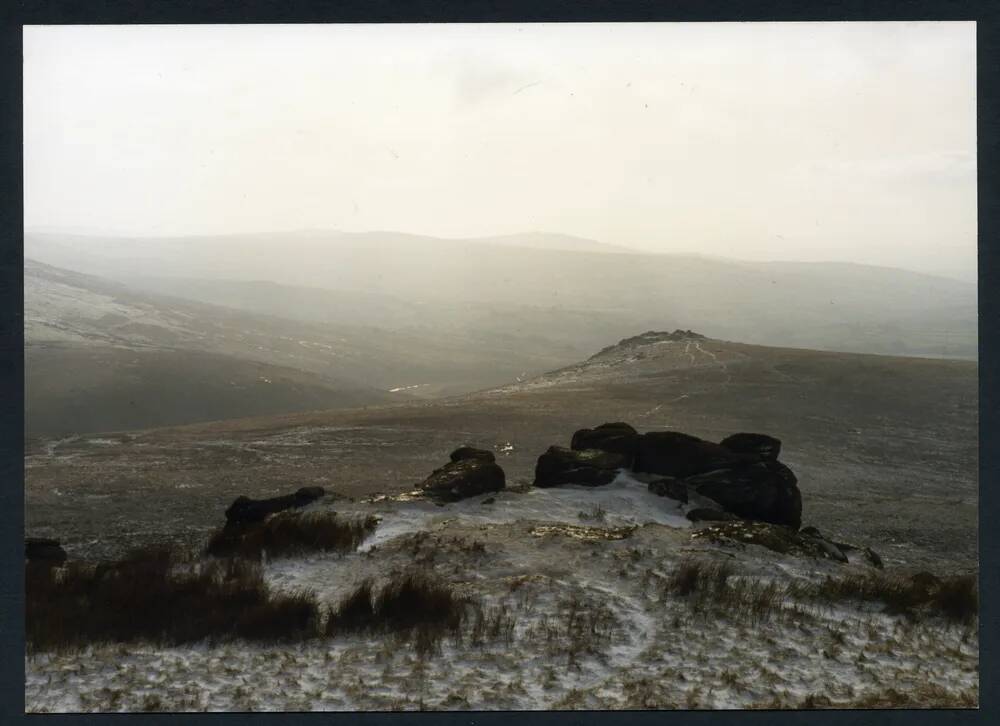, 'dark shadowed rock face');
449,446,496,463
225,486,326,524
533,446,629,488
686,460,802,530
26,537,67,565
633,431,756,479
719,433,782,461
647,477,688,503
420,458,505,502
570,422,640,462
